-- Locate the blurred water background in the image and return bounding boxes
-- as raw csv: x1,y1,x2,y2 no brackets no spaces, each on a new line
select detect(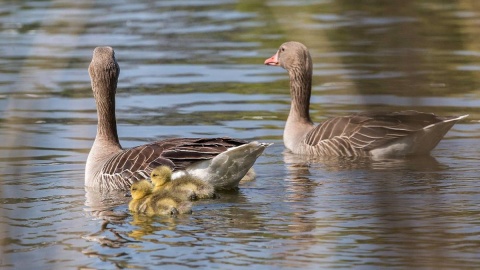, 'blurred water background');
0,0,479,269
